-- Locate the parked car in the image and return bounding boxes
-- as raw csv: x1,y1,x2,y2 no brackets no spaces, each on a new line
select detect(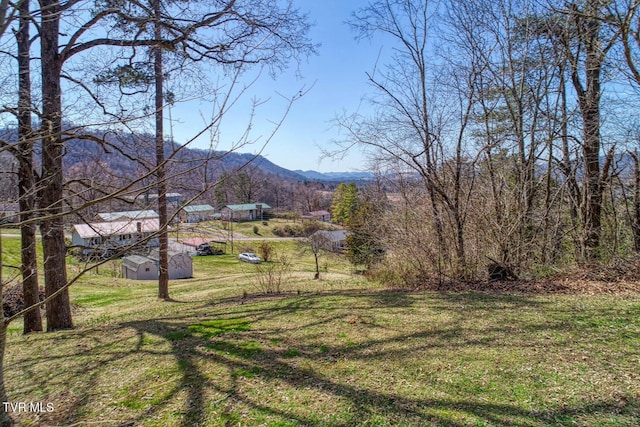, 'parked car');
196,243,223,256
238,252,261,264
